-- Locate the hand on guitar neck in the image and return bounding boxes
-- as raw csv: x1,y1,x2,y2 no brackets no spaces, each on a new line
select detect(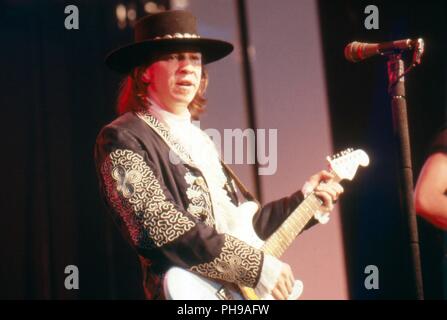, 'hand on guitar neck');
302,170,344,214
270,170,344,300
